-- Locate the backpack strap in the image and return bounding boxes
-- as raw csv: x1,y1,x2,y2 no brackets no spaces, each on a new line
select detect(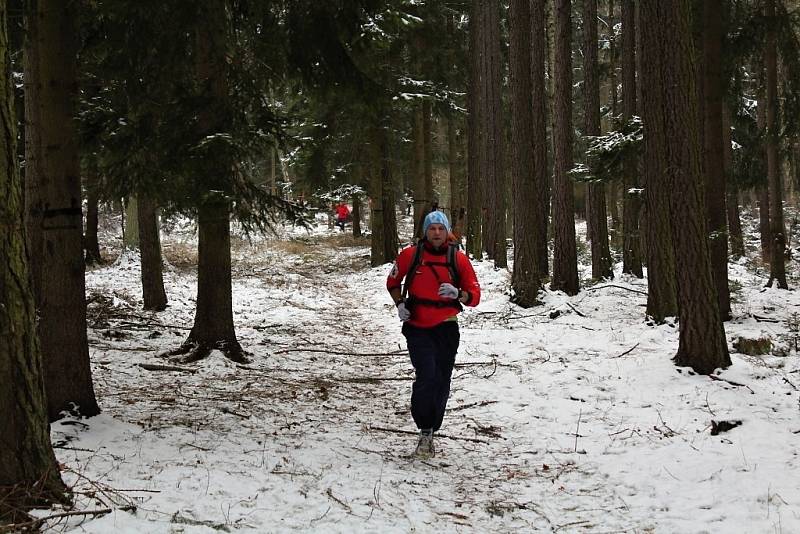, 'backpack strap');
401,244,425,302
446,242,460,287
